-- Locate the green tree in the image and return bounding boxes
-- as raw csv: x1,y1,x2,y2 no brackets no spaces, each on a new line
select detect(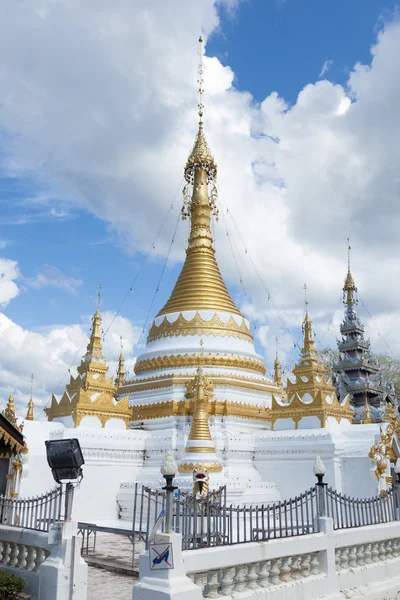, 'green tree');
316,349,400,400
